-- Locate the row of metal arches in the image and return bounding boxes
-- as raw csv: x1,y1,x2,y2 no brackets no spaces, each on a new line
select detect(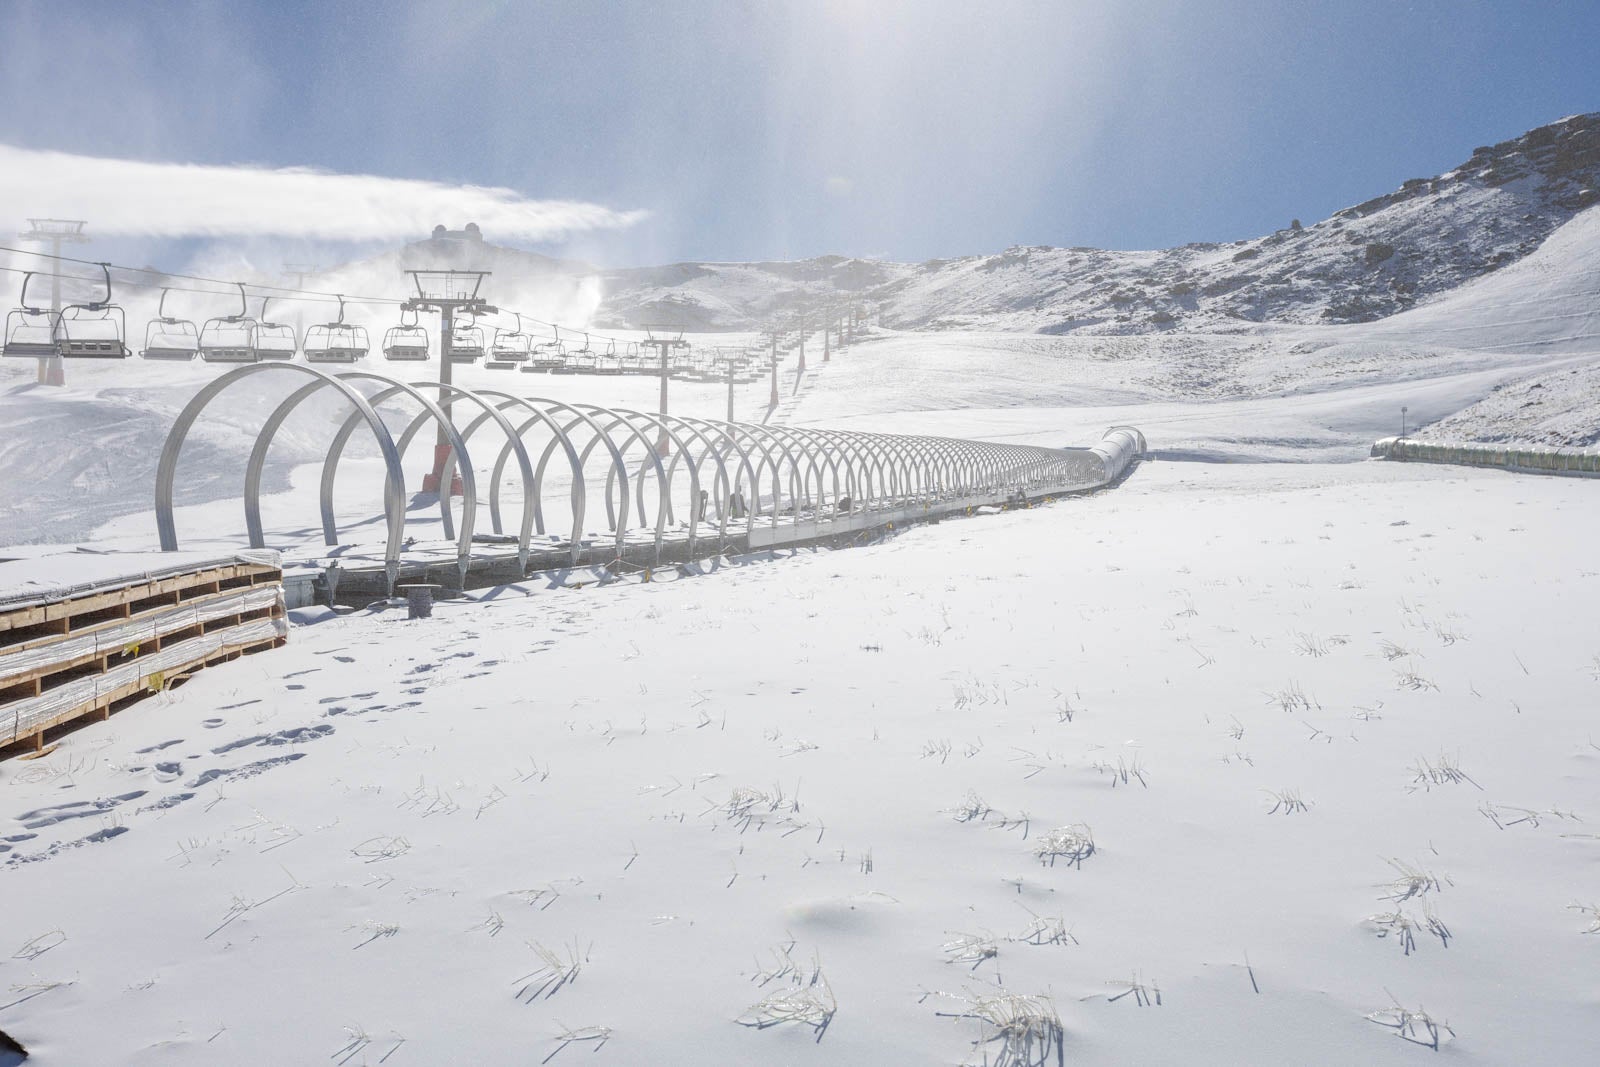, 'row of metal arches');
156,364,1103,572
